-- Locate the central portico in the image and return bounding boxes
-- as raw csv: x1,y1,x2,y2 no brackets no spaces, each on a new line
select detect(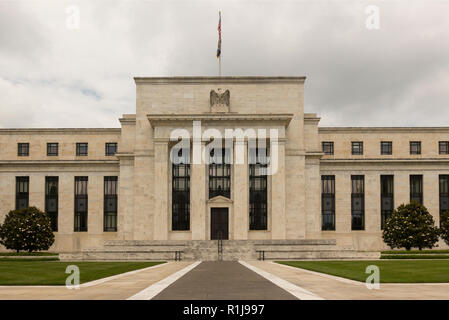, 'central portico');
116,76,312,243
147,113,291,241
